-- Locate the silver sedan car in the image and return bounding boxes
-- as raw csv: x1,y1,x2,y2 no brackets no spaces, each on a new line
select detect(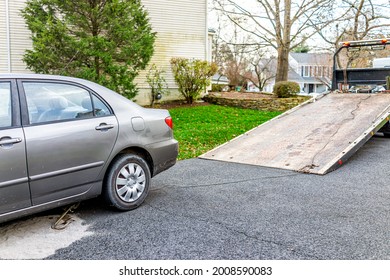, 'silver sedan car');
0,74,178,223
